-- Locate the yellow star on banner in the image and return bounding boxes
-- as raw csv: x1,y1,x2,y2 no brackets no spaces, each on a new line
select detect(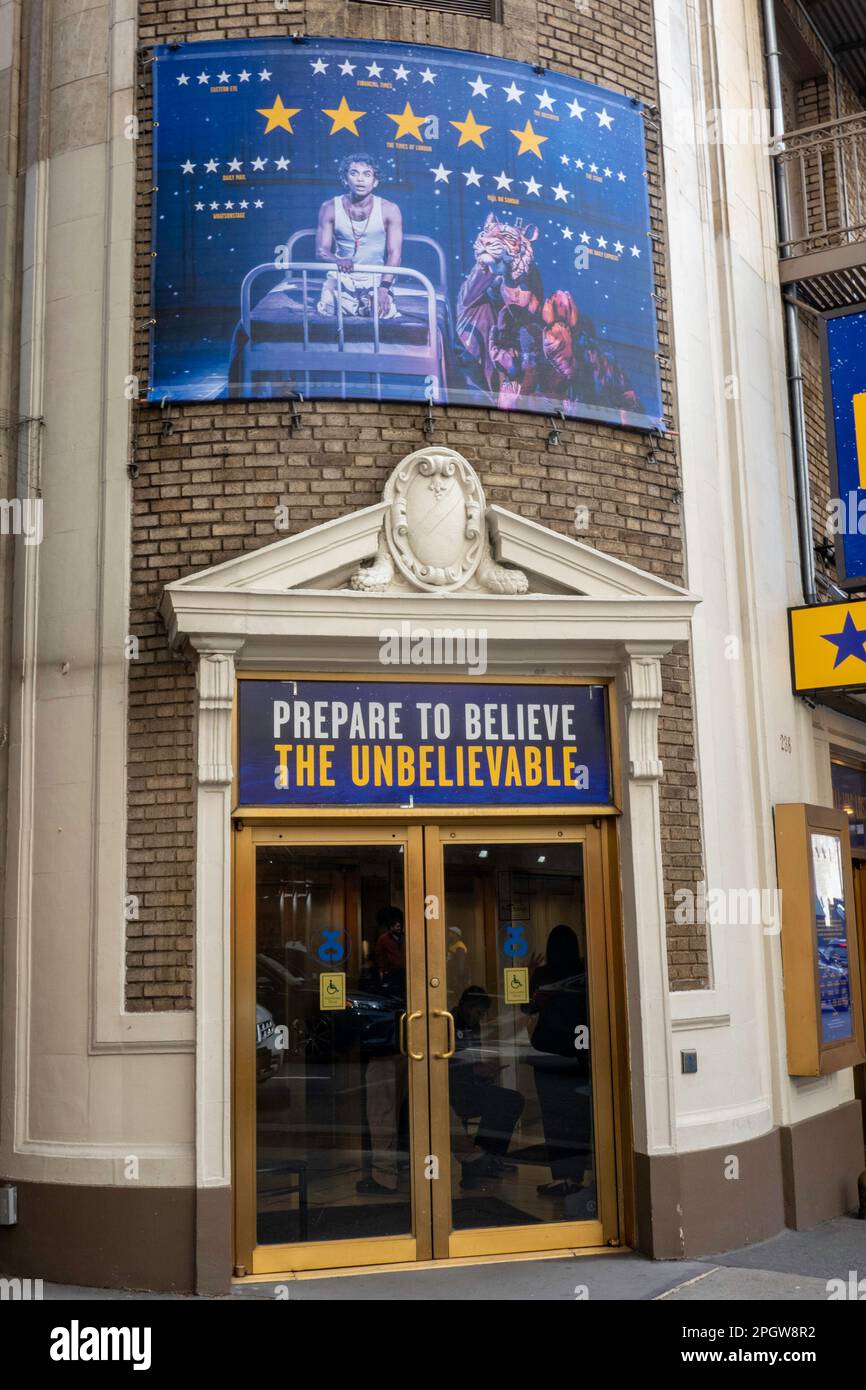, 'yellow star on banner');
510,118,548,158
322,95,366,136
386,101,427,142
450,109,491,149
256,94,301,134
